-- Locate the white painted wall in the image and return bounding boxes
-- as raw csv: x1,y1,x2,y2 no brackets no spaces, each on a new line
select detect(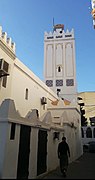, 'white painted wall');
9,58,58,118
47,129,60,172
2,123,20,178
